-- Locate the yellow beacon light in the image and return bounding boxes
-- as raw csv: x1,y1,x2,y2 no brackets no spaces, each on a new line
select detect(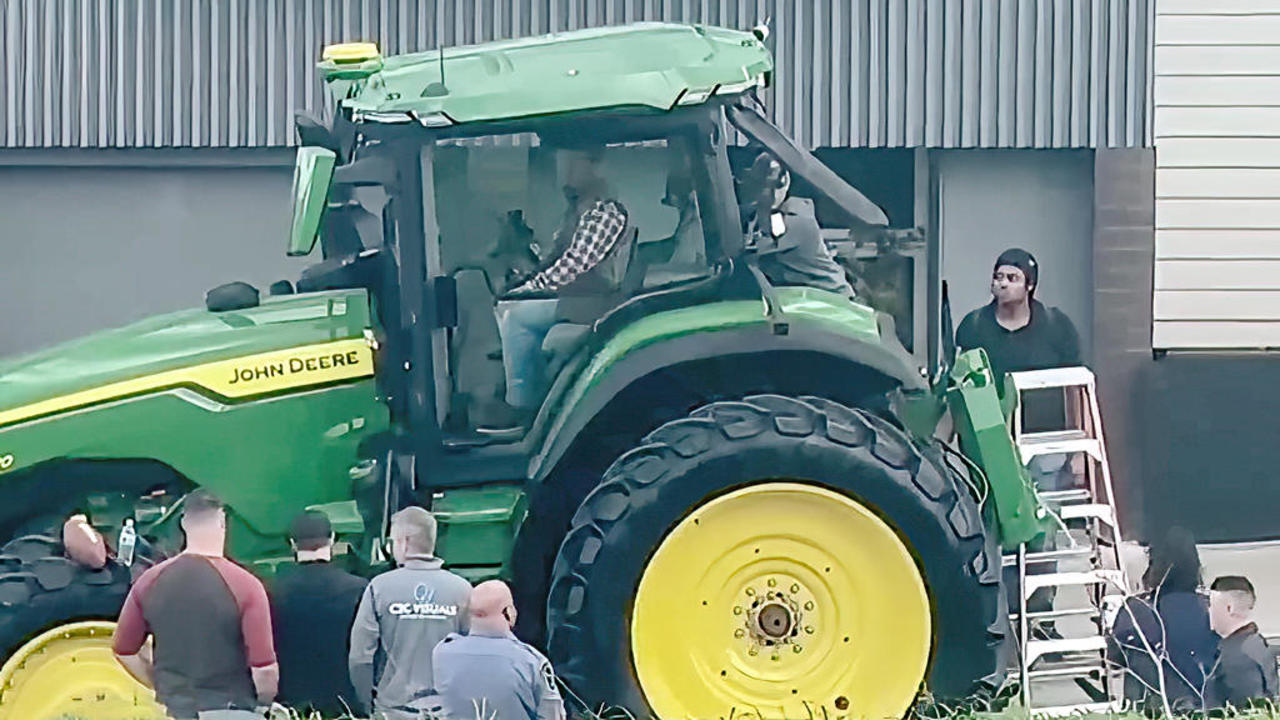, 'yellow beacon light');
319,42,383,80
